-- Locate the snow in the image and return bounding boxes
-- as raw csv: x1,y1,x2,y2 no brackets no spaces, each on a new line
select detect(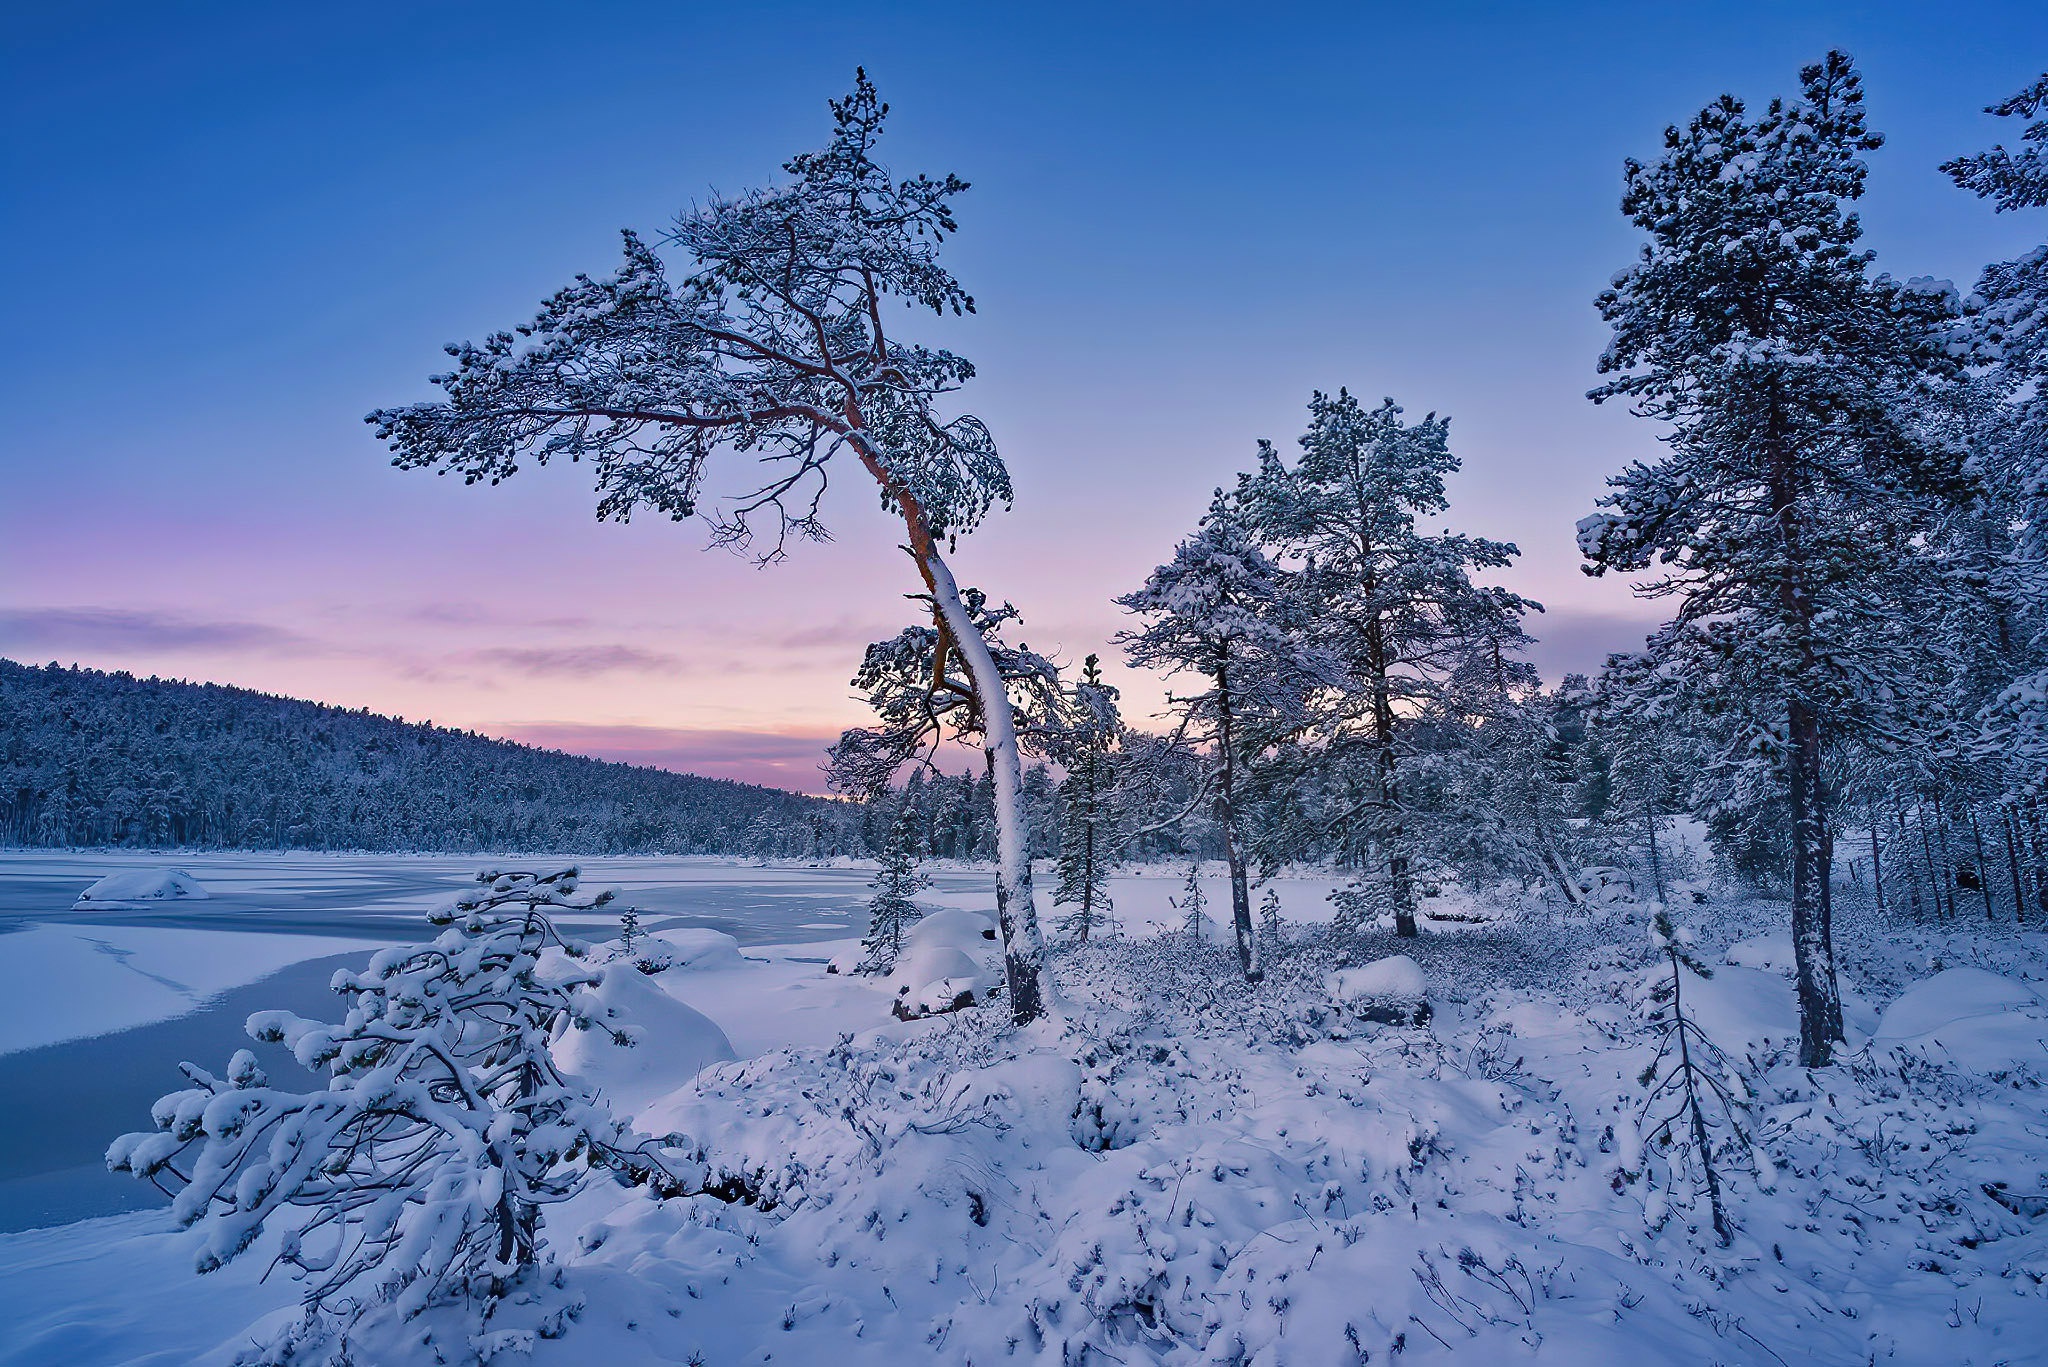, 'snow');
0,925,383,1056
7,865,2048,1366
72,868,208,908
1724,930,1796,973
1873,966,2045,1040
553,964,737,1113
1870,968,2048,1074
